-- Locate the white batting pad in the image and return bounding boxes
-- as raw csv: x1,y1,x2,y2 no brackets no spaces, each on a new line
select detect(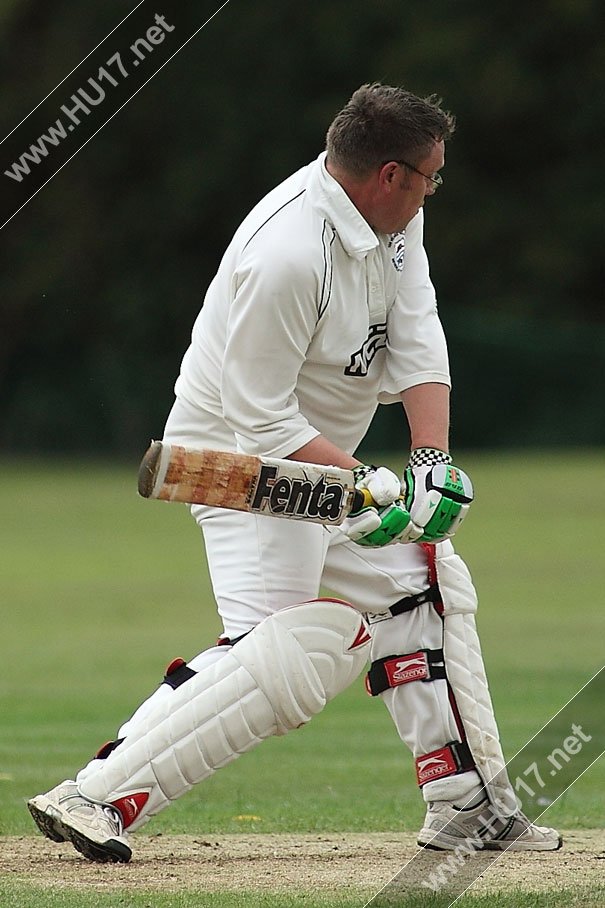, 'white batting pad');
436,548,518,815
79,600,370,830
